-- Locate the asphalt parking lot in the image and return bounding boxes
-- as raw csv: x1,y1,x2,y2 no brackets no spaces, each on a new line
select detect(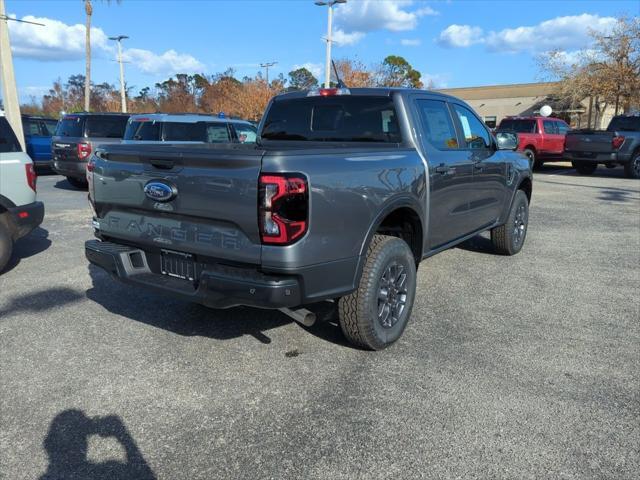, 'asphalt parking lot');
1,164,638,479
